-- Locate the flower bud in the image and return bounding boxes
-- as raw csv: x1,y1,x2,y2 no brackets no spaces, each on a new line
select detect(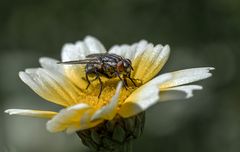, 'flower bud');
77,112,145,152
